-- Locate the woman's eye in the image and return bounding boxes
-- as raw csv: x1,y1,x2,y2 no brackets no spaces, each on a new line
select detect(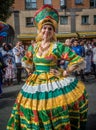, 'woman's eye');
49,27,52,31
42,26,53,31
43,27,46,30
